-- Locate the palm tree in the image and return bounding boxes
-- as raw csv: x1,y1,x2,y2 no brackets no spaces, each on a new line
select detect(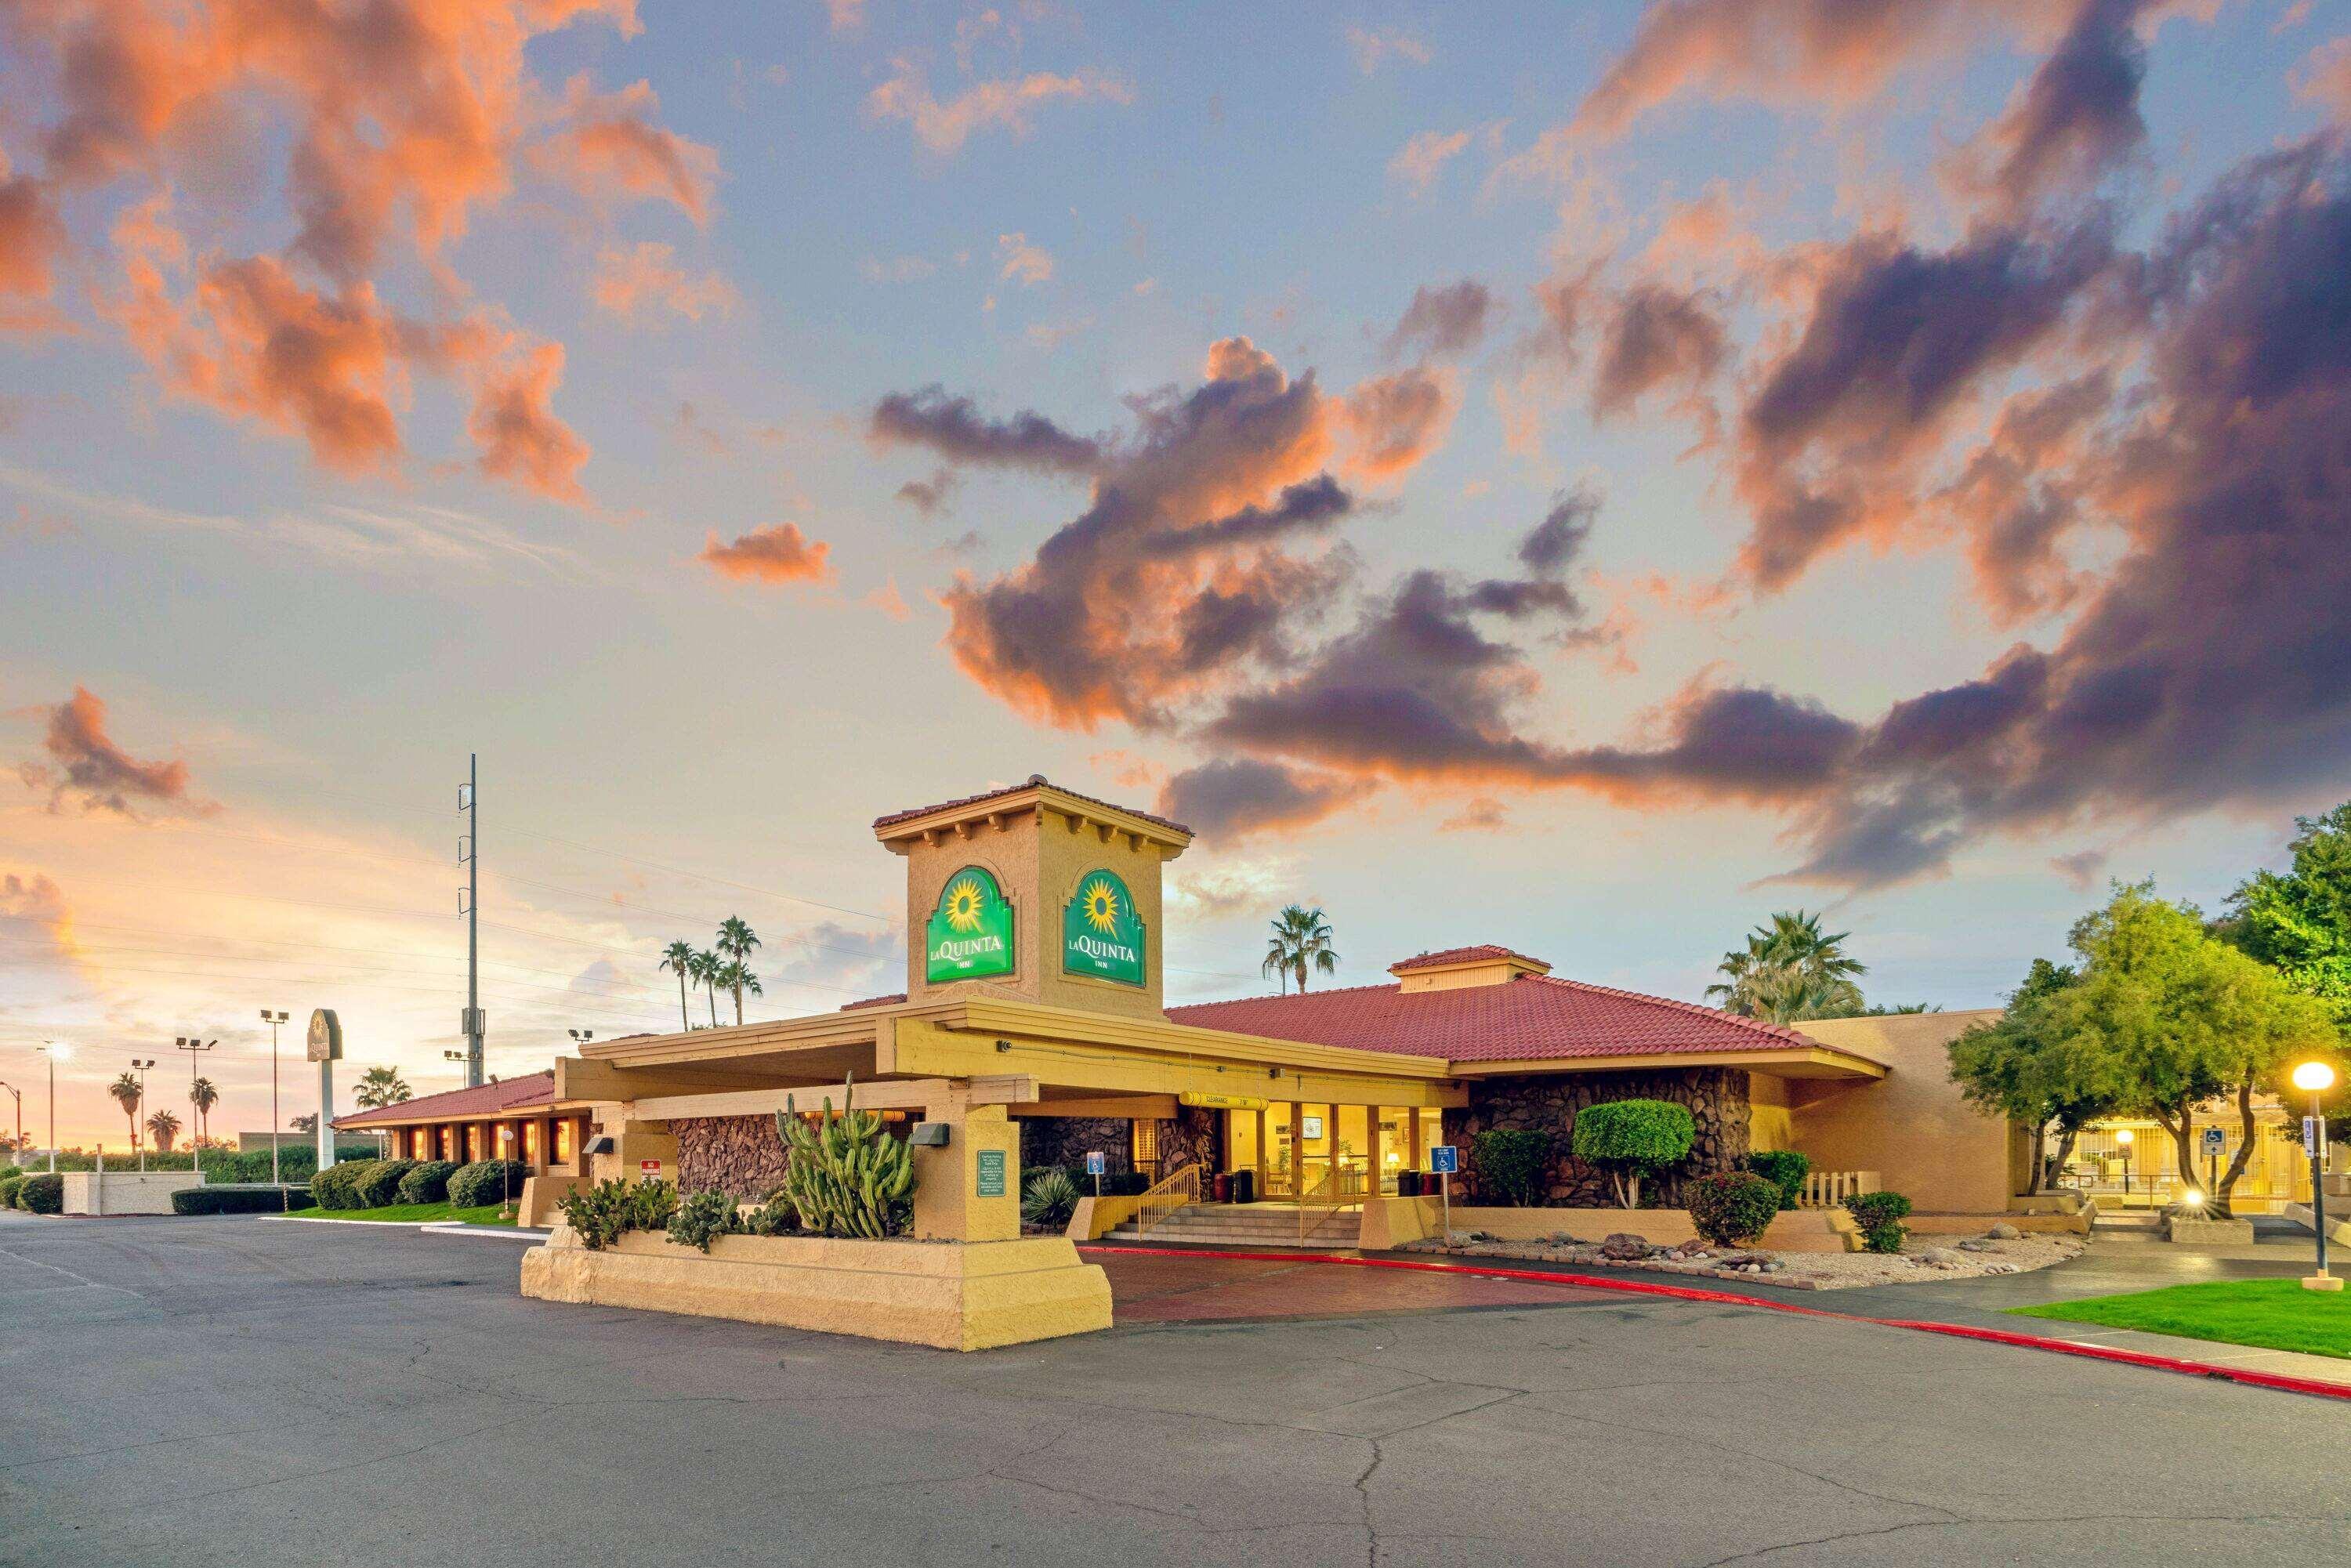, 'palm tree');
687,947,723,1027
715,960,764,1025
146,1108,181,1153
109,1071,143,1153
1706,910,1868,1023
659,940,697,1030
190,1077,219,1147
715,917,762,1025
1262,905,1339,994
354,1065,411,1110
